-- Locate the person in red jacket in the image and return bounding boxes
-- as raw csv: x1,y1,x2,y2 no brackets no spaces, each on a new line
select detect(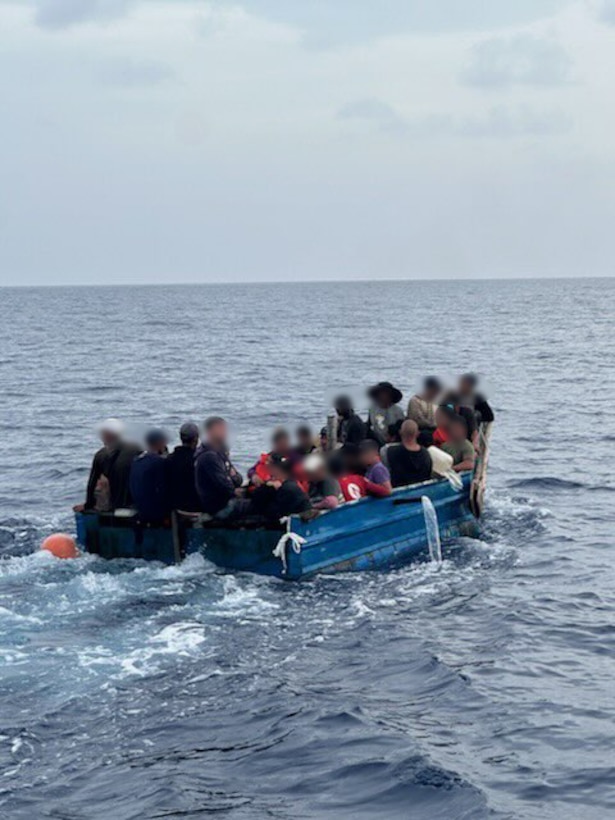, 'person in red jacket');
359,440,392,498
